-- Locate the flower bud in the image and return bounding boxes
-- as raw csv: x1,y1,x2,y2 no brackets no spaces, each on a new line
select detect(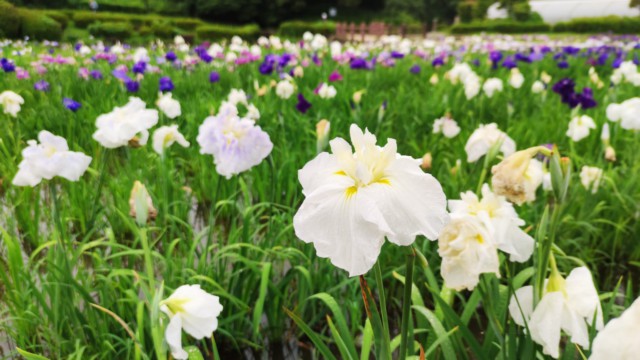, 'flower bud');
429,74,439,85
293,66,304,78
491,146,547,205
129,181,157,225
604,145,616,162
316,119,330,153
352,90,365,104
421,152,432,171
